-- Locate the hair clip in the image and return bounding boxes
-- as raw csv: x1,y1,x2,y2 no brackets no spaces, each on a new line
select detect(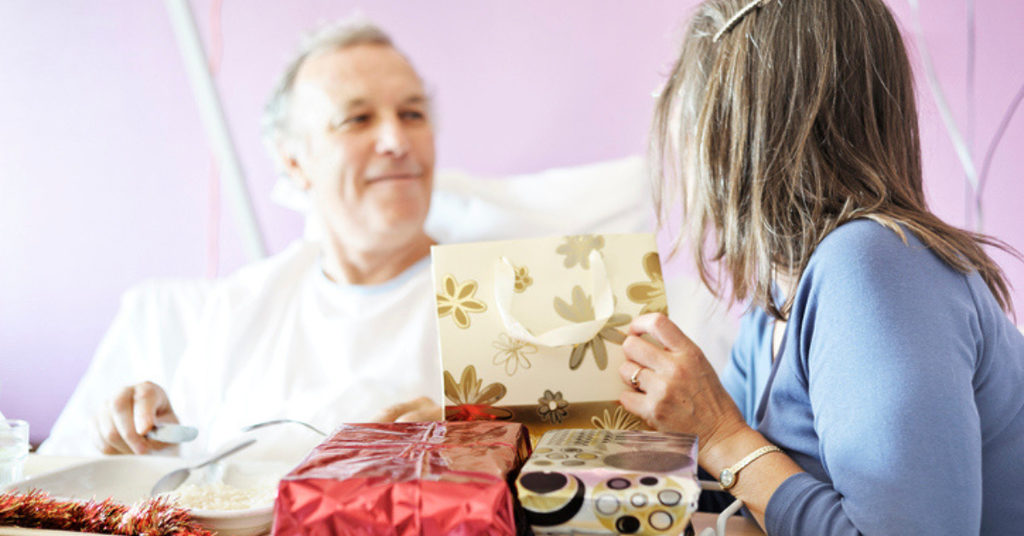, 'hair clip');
713,0,772,42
